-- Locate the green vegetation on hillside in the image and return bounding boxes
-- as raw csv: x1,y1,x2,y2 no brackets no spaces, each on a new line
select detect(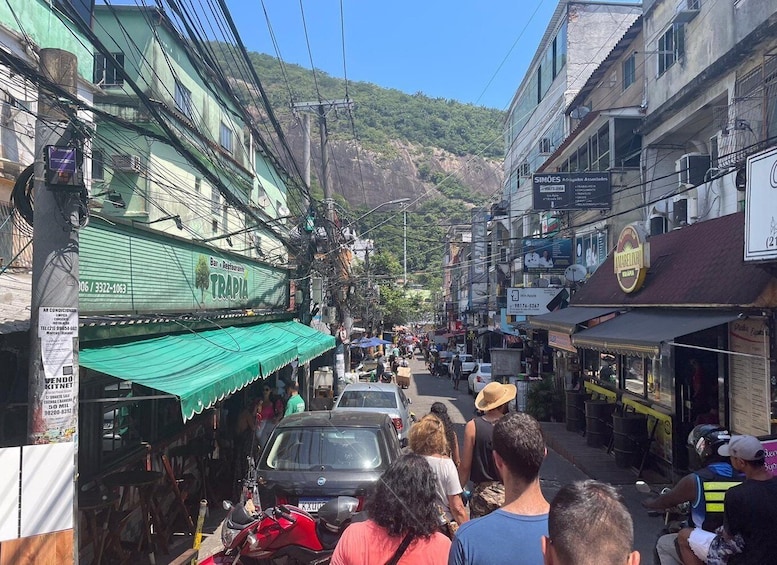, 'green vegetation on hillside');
239,52,505,159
